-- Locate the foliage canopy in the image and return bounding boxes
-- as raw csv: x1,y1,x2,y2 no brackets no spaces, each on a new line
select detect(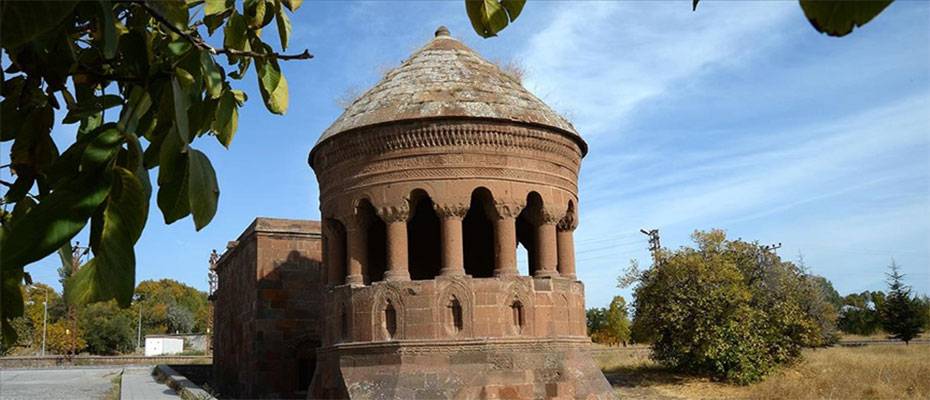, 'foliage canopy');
624,230,838,384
